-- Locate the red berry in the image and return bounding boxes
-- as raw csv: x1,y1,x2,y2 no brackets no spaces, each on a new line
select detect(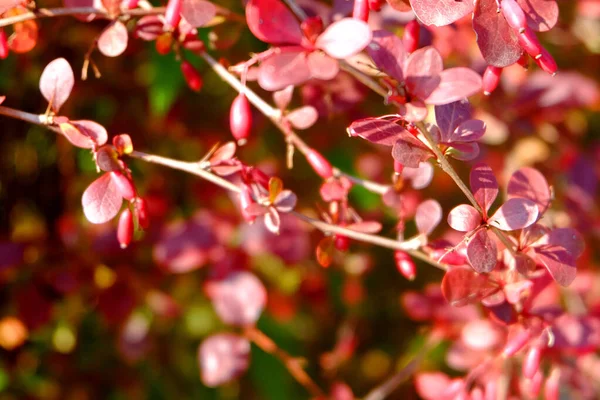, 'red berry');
523,346,541,379
501,0,527,33
334,234,350,251
117,208,134,249
403,20,420,53
230,94,252,146
535,48,557,76
0,29,8,60
306,149,333,179
111,171,136,200
368,0,385,11
518,28,543,59
352,0,369,22
482,66,502,96
394,250,416,280
180,61,203,92
164,0,182,30
134,198,150,229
